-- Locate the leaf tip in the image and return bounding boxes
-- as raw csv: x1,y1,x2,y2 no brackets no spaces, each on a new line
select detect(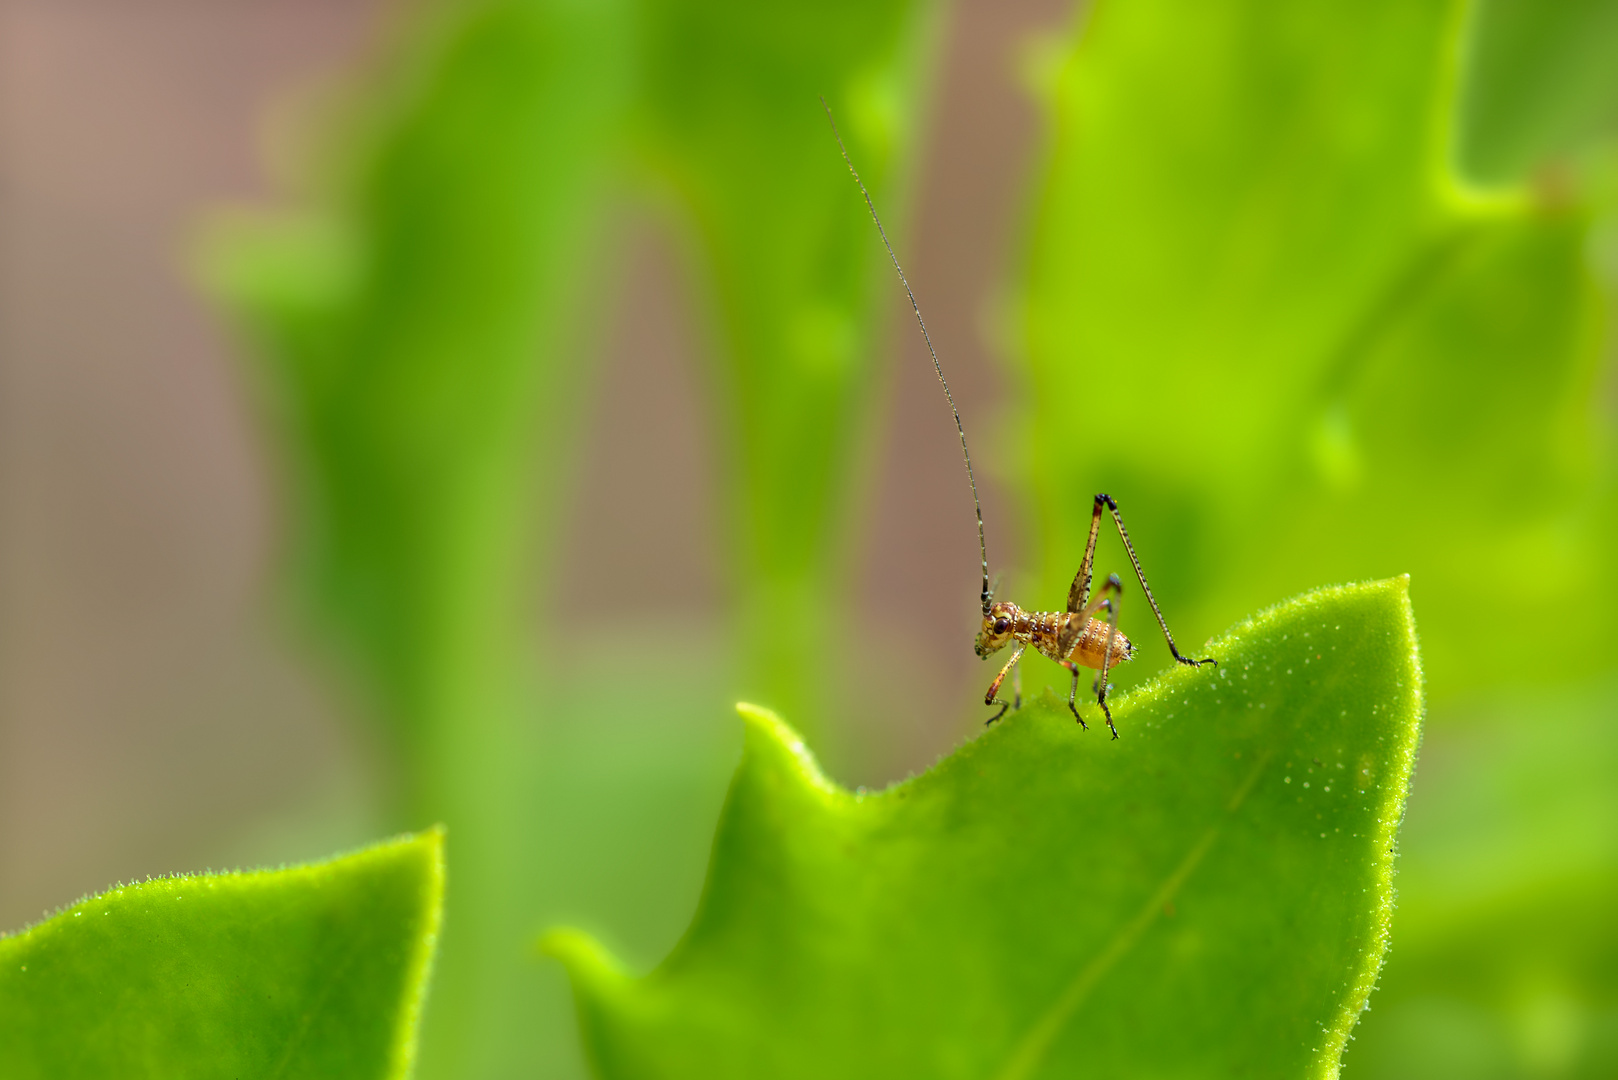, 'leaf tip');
538,927,622,981
392,822,447,873
343,827,447,926
538,925,632,1045
735,701,842,799
380,828,447,1080
409,823,447,937
1355,574,1423,706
